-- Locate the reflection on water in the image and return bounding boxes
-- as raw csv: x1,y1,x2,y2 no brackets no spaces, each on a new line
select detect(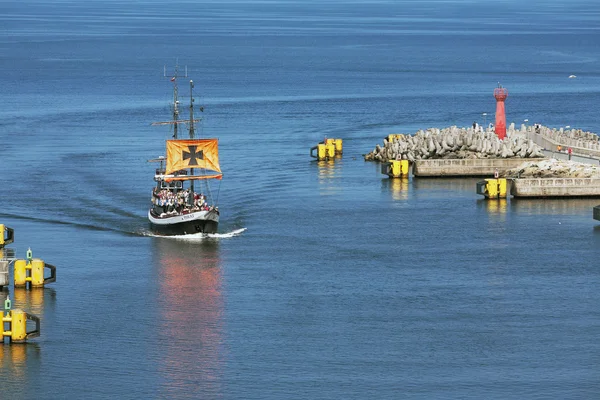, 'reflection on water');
381,177,409,200
476,198,508,215
0,342,41,381
510,198,600,215
12,287,55,317
1,280,56,319
316,159,338,180
152,238,224,398
315,159,343,195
